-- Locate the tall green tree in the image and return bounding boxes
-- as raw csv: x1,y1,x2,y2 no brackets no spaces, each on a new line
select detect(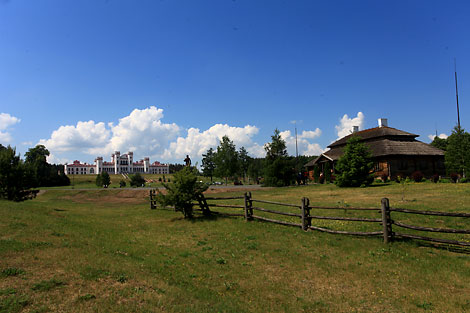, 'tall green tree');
0,146,29,201
263,129,294,186
247,158,263,184
335,136,374,187
238,146,250,182
265,128,288,160
445,126,470,177
214,136,239,185
24,145,49,187
201,148,216,182
23,145,69,187
431,136,448,151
